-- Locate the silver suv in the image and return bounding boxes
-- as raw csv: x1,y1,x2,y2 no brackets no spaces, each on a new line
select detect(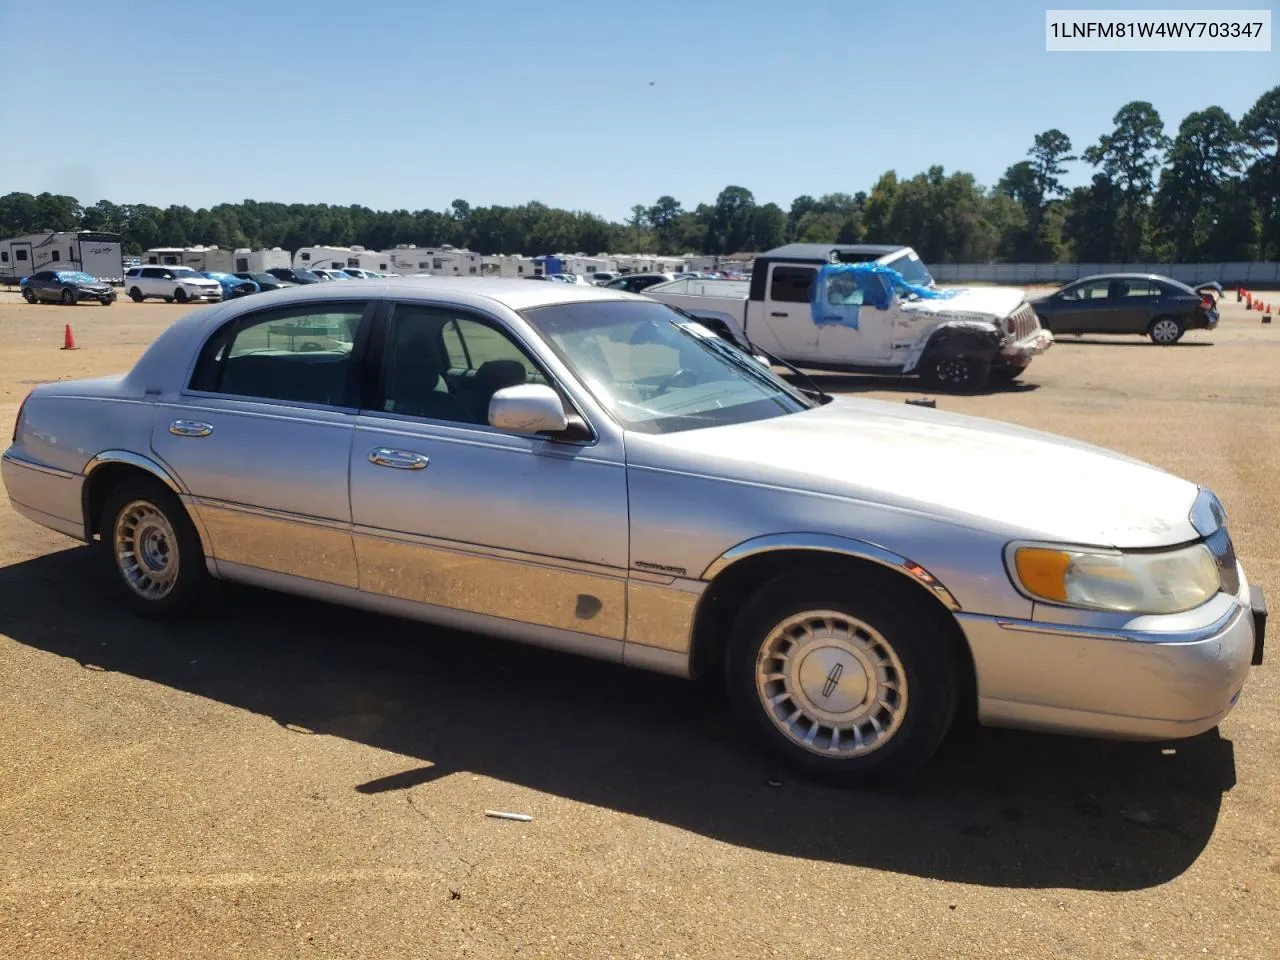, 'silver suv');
124,266,222,304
